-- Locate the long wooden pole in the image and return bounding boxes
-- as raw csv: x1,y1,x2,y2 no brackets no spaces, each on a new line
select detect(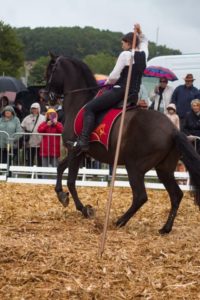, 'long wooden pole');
99,28,137,256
